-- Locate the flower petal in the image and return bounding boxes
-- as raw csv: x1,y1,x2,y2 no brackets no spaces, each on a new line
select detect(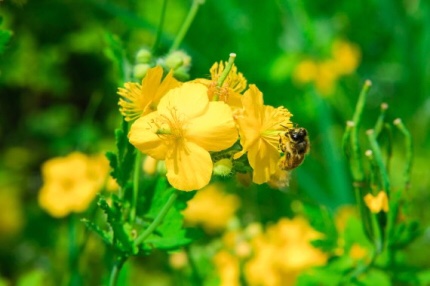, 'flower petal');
158,82,209,120
186,101,238,151
165,141,212,191
128,112,168,160
247,139,280,184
